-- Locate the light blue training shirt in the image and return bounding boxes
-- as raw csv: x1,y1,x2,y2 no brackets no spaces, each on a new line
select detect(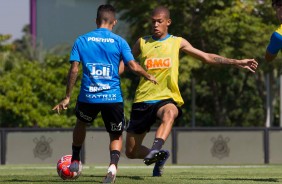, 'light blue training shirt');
70,28,134,103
